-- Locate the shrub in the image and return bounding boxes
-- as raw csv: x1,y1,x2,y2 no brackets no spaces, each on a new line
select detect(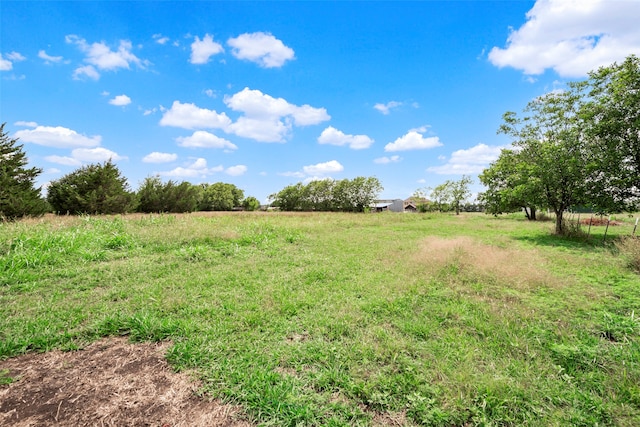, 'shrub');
615,236,640,273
